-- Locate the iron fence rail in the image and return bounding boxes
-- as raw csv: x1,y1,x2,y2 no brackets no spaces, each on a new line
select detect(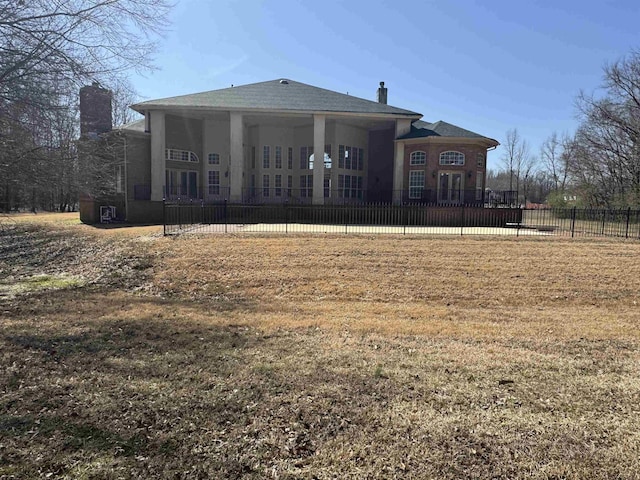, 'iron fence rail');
163,202,640,239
